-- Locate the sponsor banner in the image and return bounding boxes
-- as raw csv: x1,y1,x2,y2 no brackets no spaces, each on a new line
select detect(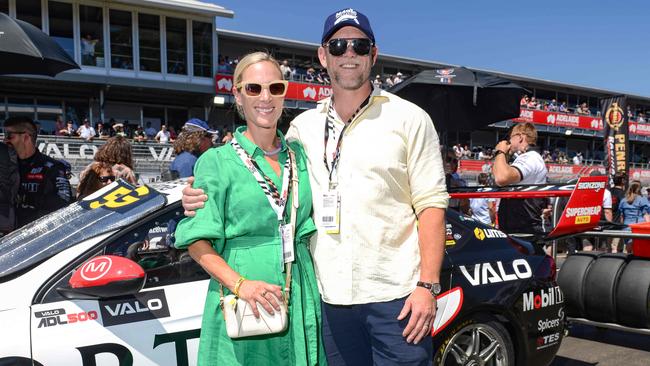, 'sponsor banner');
601,96,629,187
536,332,561,350
215,73,332,102
36,140,173,162
35,308,99,328
514,109,602,131
99,289,170,326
